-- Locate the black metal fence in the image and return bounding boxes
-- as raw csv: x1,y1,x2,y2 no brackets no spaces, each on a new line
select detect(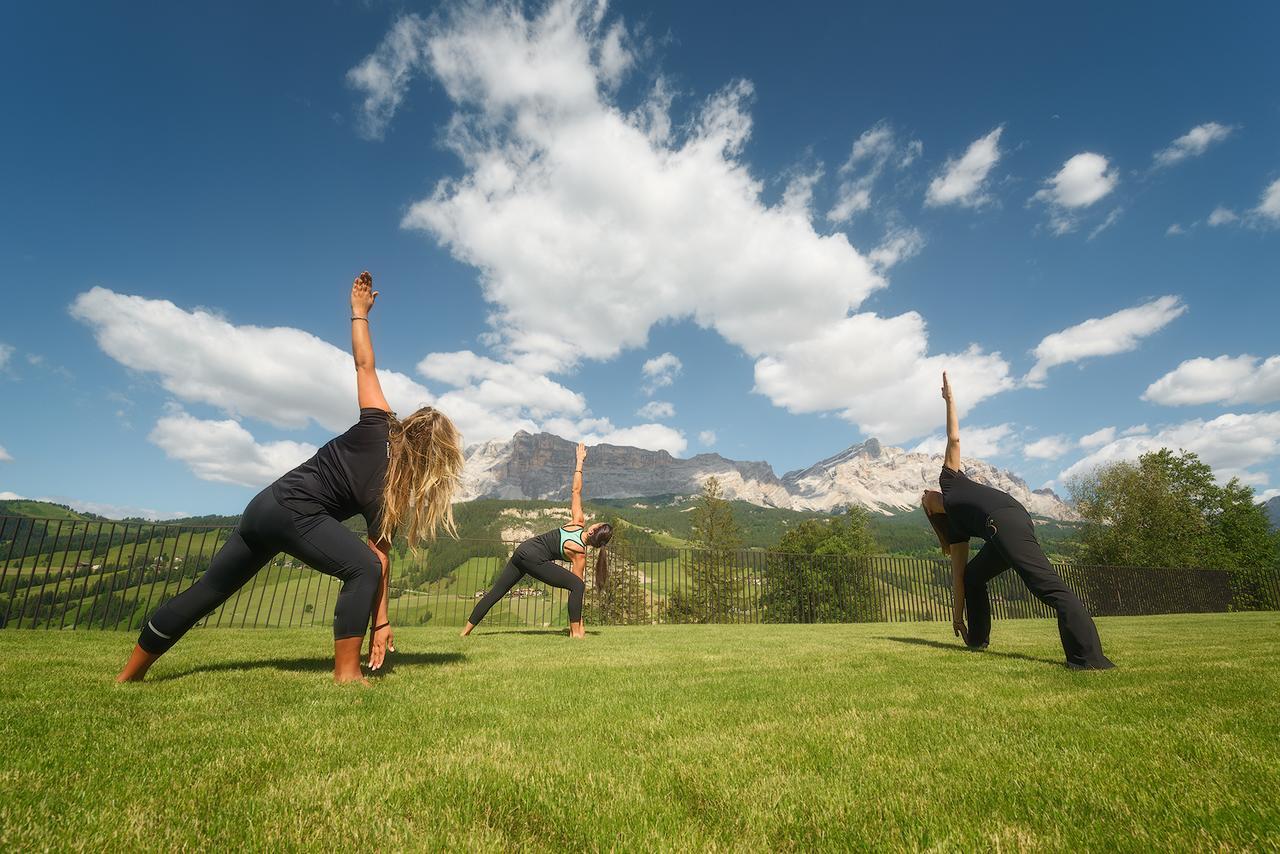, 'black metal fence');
1,515,1277,631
